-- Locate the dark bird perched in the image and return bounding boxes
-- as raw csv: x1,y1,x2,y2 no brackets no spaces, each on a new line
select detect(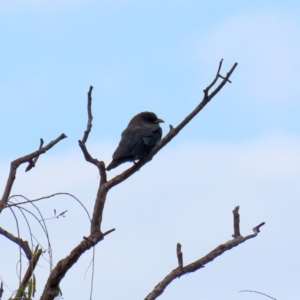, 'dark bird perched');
106,111,164,171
